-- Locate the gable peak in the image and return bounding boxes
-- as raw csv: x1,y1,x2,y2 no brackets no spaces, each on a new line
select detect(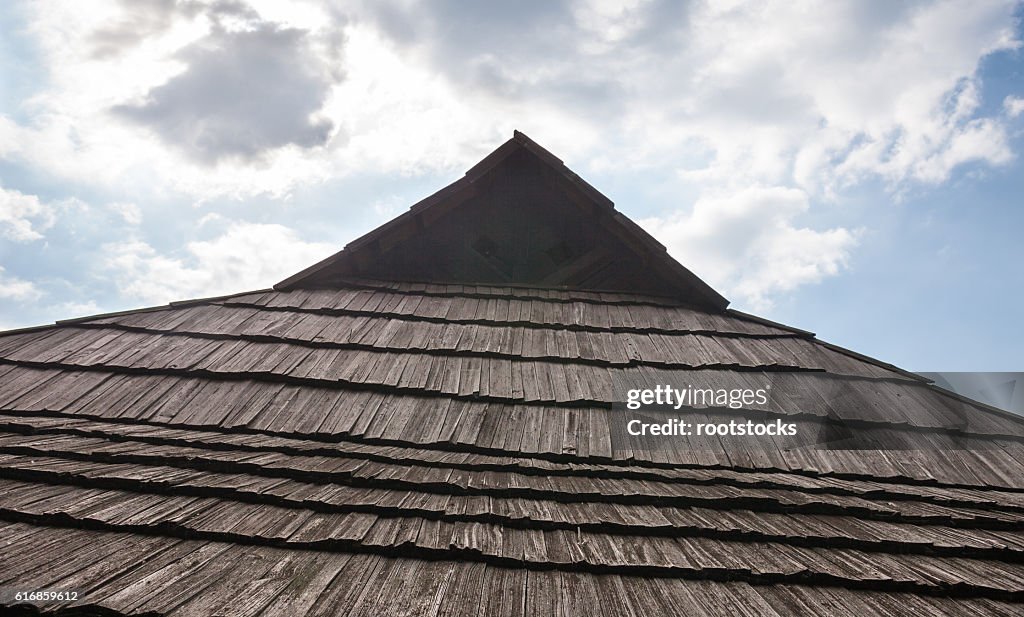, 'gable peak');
277,131,728,310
